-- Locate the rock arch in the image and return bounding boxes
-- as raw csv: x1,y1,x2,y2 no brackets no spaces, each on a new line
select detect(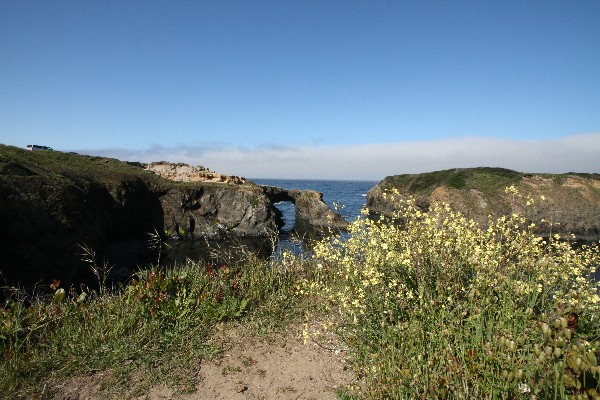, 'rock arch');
260,185,348,232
